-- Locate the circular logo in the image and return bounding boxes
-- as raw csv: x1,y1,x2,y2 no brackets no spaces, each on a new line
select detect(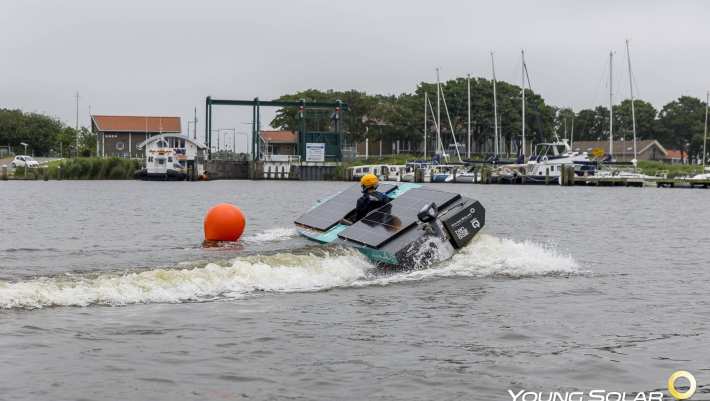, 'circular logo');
668,371,696,400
